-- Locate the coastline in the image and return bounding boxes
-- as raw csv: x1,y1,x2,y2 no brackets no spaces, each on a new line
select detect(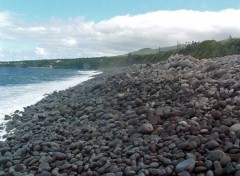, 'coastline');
0,70,102,141
1,55,240,175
